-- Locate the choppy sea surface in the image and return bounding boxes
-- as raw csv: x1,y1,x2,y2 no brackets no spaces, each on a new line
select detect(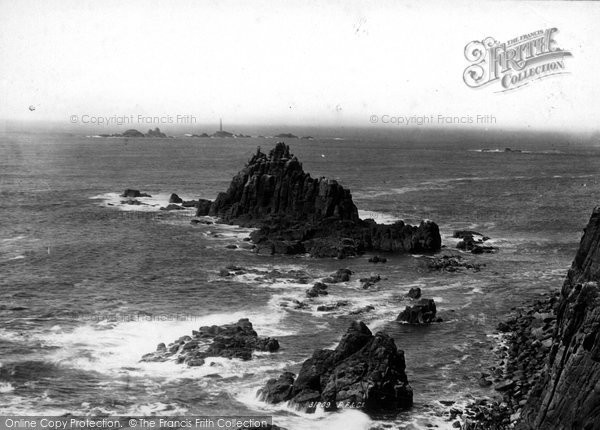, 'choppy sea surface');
2,131,600,429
